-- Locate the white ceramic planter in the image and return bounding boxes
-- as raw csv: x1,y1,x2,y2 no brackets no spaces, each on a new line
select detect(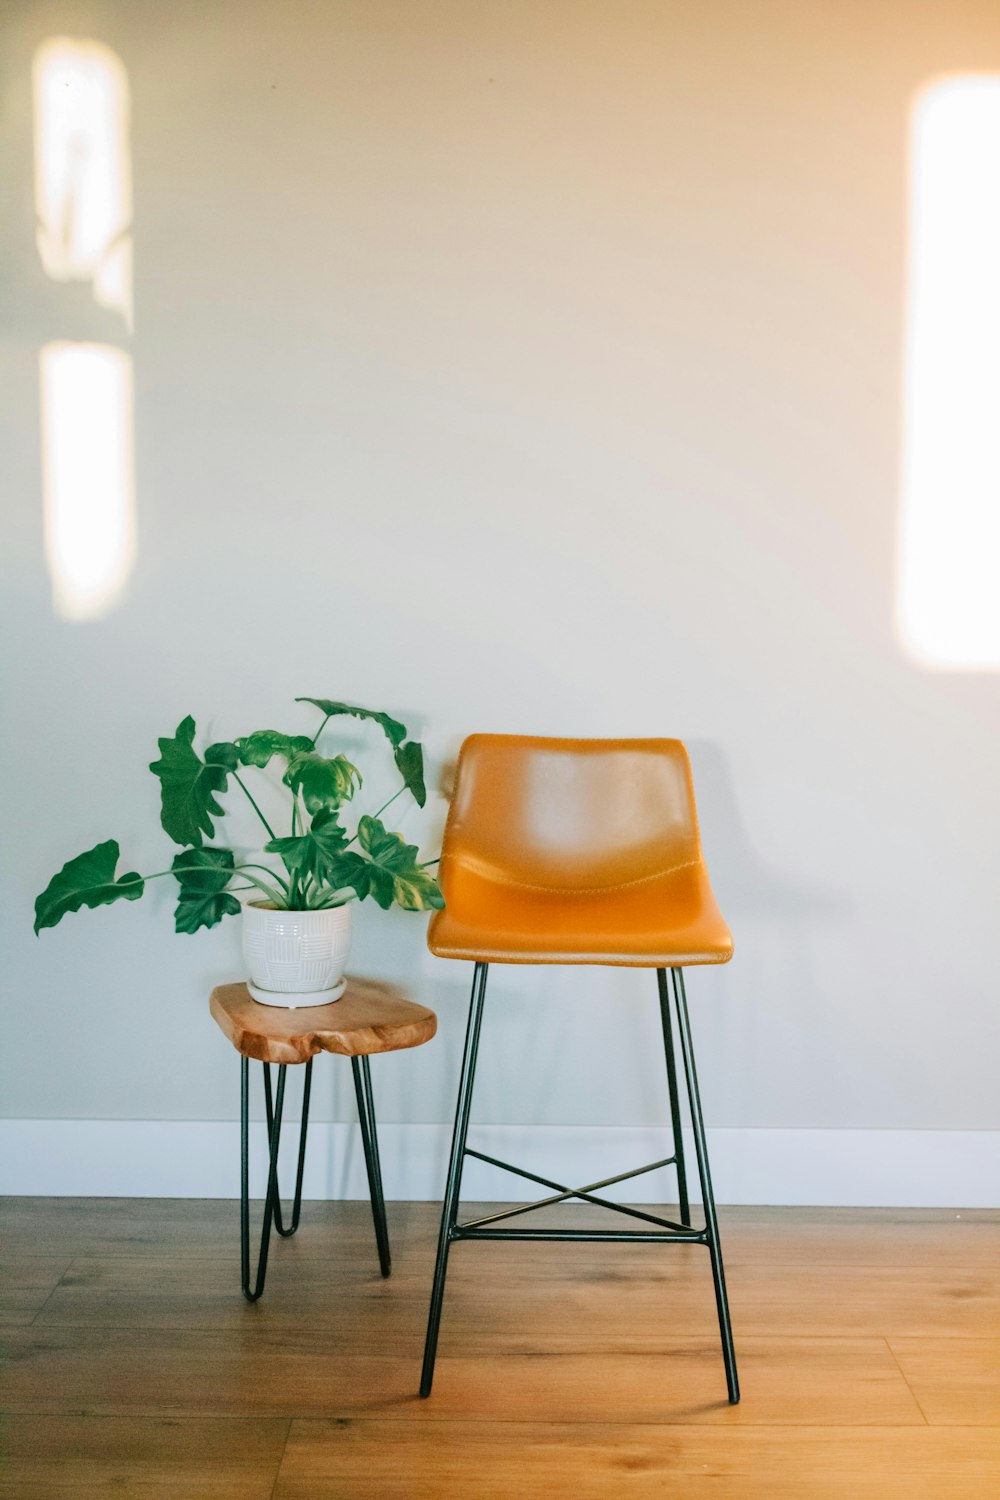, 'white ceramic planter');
242,902,353,1007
